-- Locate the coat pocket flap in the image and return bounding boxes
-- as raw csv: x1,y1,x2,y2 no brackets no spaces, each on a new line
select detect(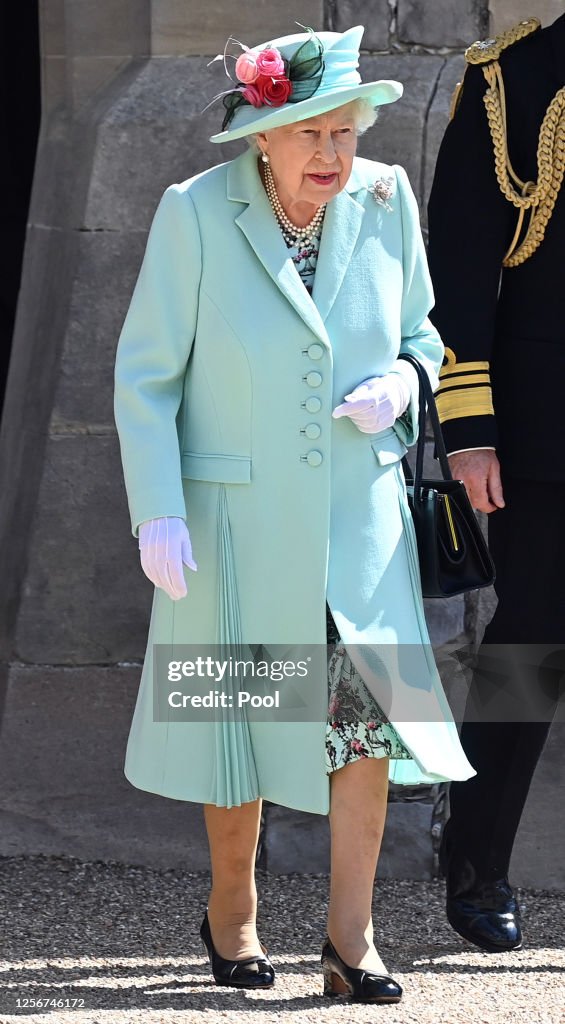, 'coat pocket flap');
370,432,409,466
181,451,251,483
